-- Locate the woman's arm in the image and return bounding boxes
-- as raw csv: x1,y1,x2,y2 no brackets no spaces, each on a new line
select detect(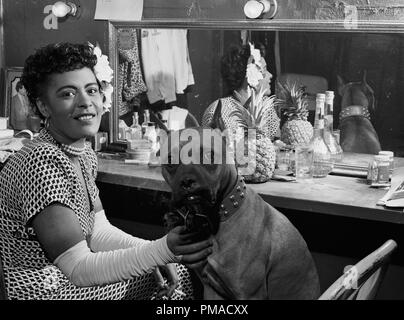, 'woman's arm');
89,196,150,252
32,203,212,287
32,203,85,262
